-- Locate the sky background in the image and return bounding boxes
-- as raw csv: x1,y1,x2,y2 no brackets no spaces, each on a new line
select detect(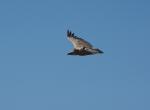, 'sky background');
0,0,150,110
